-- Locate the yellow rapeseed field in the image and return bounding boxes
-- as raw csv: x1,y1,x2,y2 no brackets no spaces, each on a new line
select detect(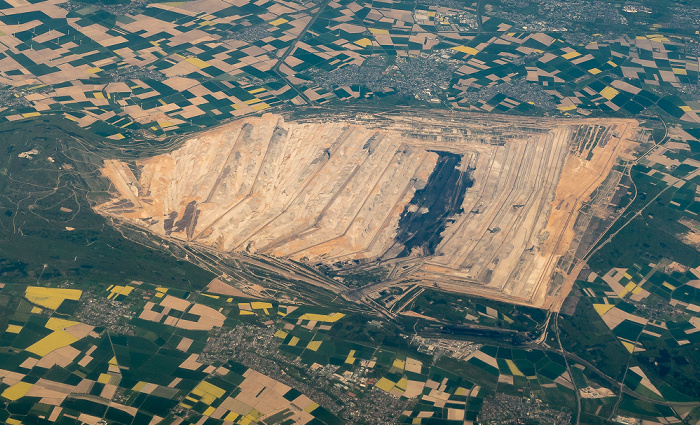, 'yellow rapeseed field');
505,359,525,376
107,285,134,299
191,381,226,405
298,312,345,323
306,341,322,351
6,324,22,333
25,286,82,310
1,382,33,401
45,318,78,331
26,331,79,357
